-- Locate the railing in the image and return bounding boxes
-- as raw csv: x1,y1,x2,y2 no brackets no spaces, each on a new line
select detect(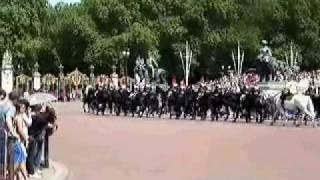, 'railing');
0,128,16,180
0,127,51,180
43,130,50,168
